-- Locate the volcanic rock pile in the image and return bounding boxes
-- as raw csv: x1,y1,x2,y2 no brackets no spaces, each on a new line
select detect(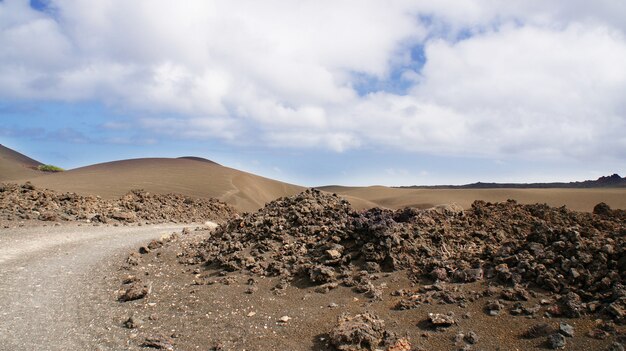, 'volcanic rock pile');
329,313,410,351
0,182,235,224
190,189,625,322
